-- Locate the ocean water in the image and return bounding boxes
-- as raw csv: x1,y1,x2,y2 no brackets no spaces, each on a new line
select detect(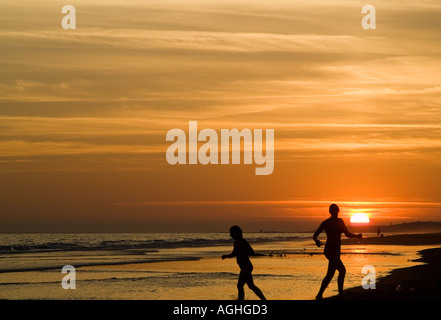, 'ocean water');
0,233,431,300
